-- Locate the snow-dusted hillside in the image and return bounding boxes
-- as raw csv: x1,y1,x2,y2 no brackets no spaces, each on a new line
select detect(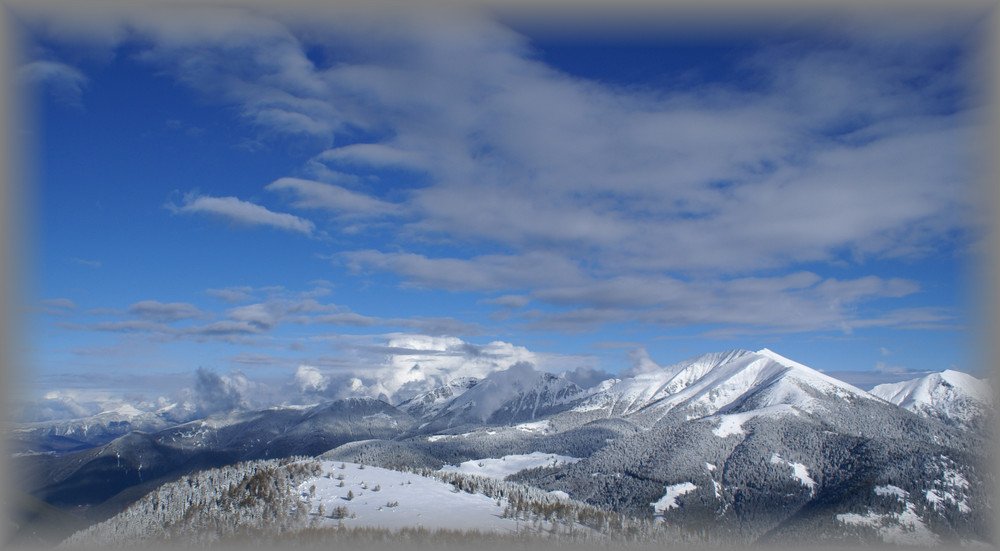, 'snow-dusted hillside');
61,457,630,547
870,370,992,428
